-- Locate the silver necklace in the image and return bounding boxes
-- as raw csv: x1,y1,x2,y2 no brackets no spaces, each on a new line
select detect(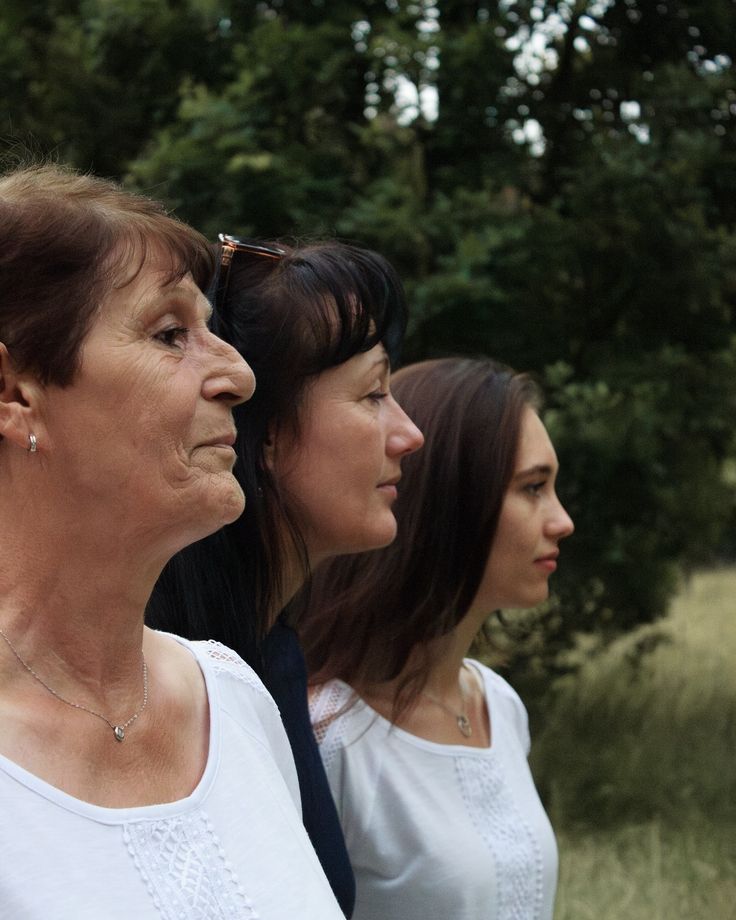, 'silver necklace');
0,626,148,743
421,664,473,738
